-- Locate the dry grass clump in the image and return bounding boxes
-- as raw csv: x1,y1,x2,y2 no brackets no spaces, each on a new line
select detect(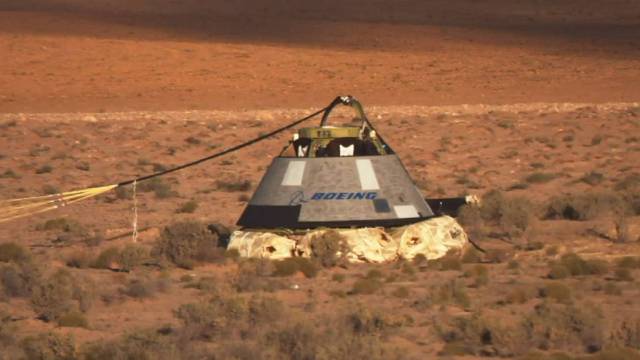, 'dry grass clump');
81,330,178,360
548,253,609,279
309,230,348,268
464,265,489,287
580,171,605,186
215,179,251,192
121,276,168,299
91,247,120,269
29,269,78,323
540,283,573,304
458,190,532,239
614,268,634,282
175,295,249,340
154,221,224,269
57,310,89,328
273,257,318,278
176,200,198,214
232,259,284,293
118,244,149,272
525,172,559,184
350,277,383,295
428,250,463,271
617,256,640,269
430,280,471,309
138,177,176,199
